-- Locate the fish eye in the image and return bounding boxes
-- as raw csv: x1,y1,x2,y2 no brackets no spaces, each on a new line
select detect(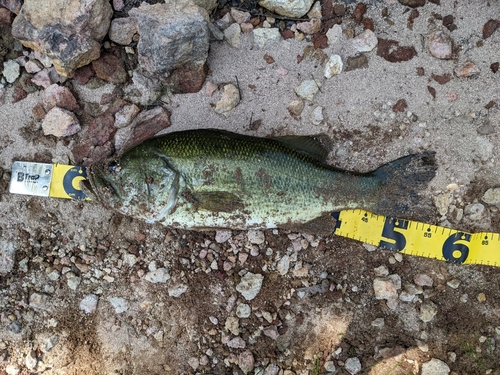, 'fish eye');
107,161,121,174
